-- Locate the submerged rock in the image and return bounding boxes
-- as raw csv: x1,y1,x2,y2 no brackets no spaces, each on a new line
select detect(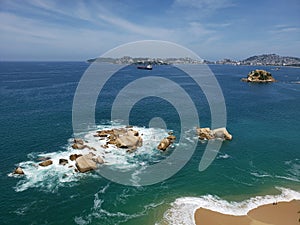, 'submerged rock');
14,167,24,175
74,138,84,145
39,160,53,167
37,156,51,161
197,127,232,140
59,158,68,166
242,69,275,83
93,156,104,164
71,143,85,149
